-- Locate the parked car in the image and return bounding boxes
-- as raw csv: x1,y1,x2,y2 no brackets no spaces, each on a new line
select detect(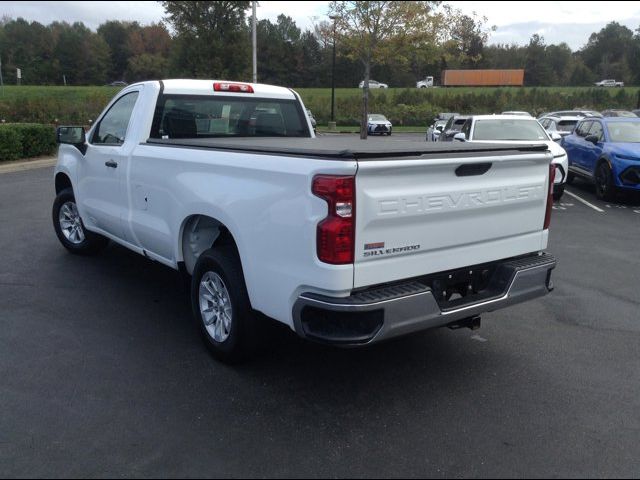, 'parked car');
595,79,624,87
358,80,388,89
52,79,556,362
366,113,392,135
306,109,317,131
545,110,603,118
426,119,447,141
438,115,470,141
501,111,532,117
538,115,581,138
107,81,128,87
436,112,460,120
601,109,637,118
561,117,640,200
452,115,568,200
633,110,640,117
